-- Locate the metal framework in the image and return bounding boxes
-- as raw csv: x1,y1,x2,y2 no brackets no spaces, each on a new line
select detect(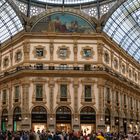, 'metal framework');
33,0,97,5
104,0,140,62
0,0,23,44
